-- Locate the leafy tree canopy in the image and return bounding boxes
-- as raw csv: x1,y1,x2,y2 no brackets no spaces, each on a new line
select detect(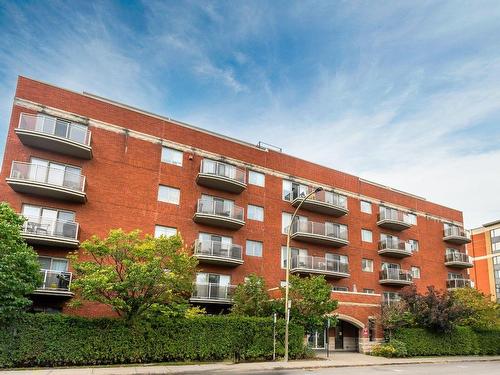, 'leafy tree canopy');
452,287,500,329
69,229,197,321
0,202,41,321
381,285,474,334
274,275,338,333
231,274,272,317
